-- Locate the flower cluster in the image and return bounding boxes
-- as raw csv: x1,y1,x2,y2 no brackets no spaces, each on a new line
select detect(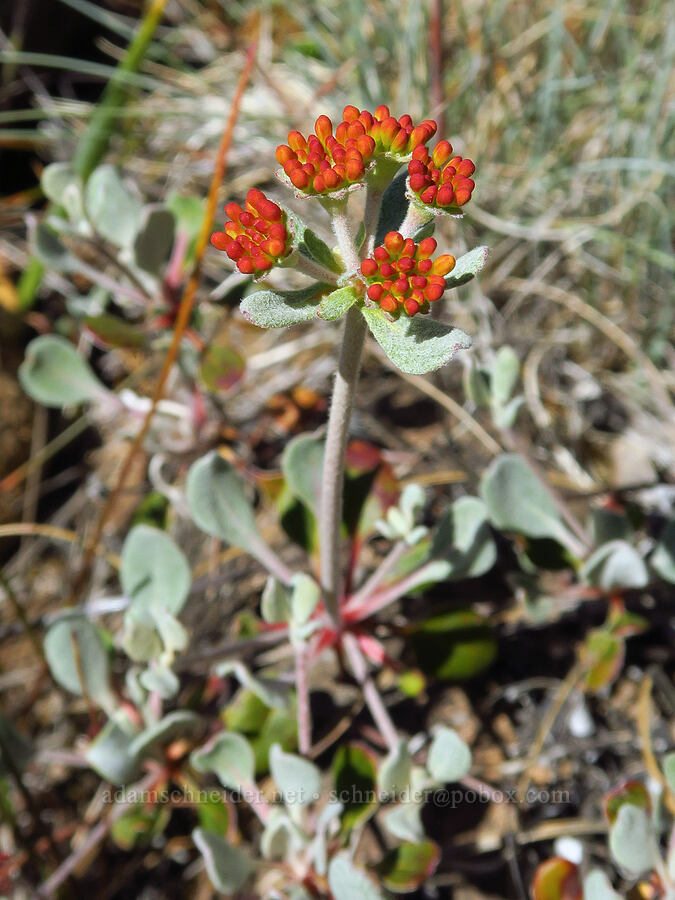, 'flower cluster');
408,142,476,210
360,231,455,318
211,188,291,275
275,106,437,197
